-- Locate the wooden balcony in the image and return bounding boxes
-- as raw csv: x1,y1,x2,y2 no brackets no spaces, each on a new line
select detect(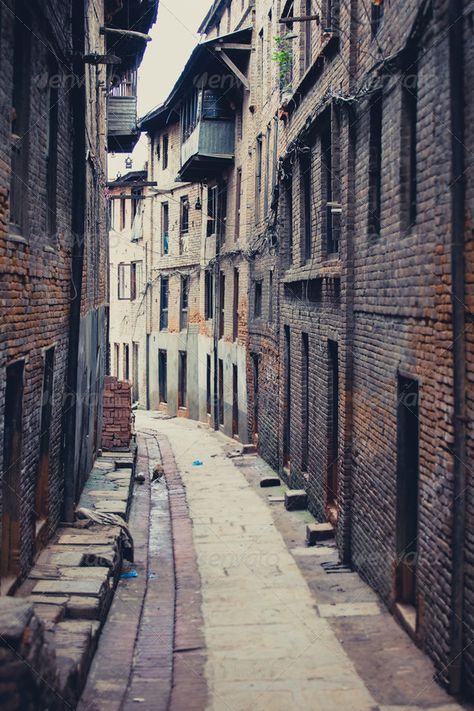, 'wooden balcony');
107,95,139,153
179,119,235,182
